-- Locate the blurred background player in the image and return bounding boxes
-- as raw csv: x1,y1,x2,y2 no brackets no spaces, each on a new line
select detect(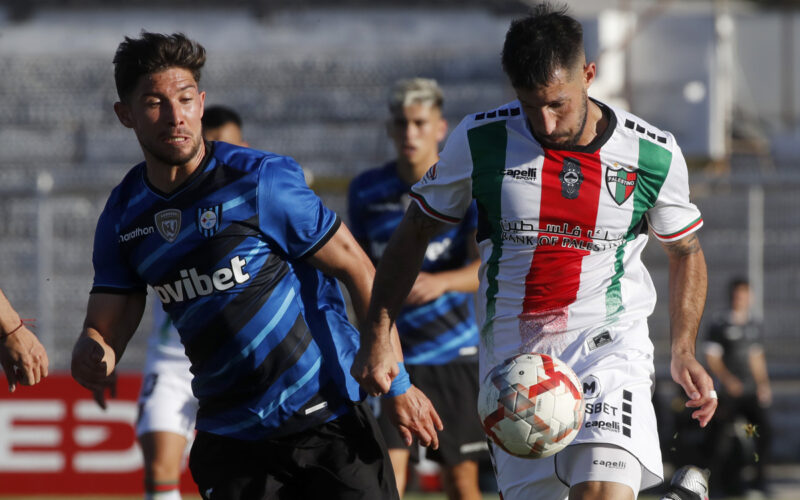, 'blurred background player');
703,277,772,498
348,78,487,499
0,287,48,392
135,105,248,500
